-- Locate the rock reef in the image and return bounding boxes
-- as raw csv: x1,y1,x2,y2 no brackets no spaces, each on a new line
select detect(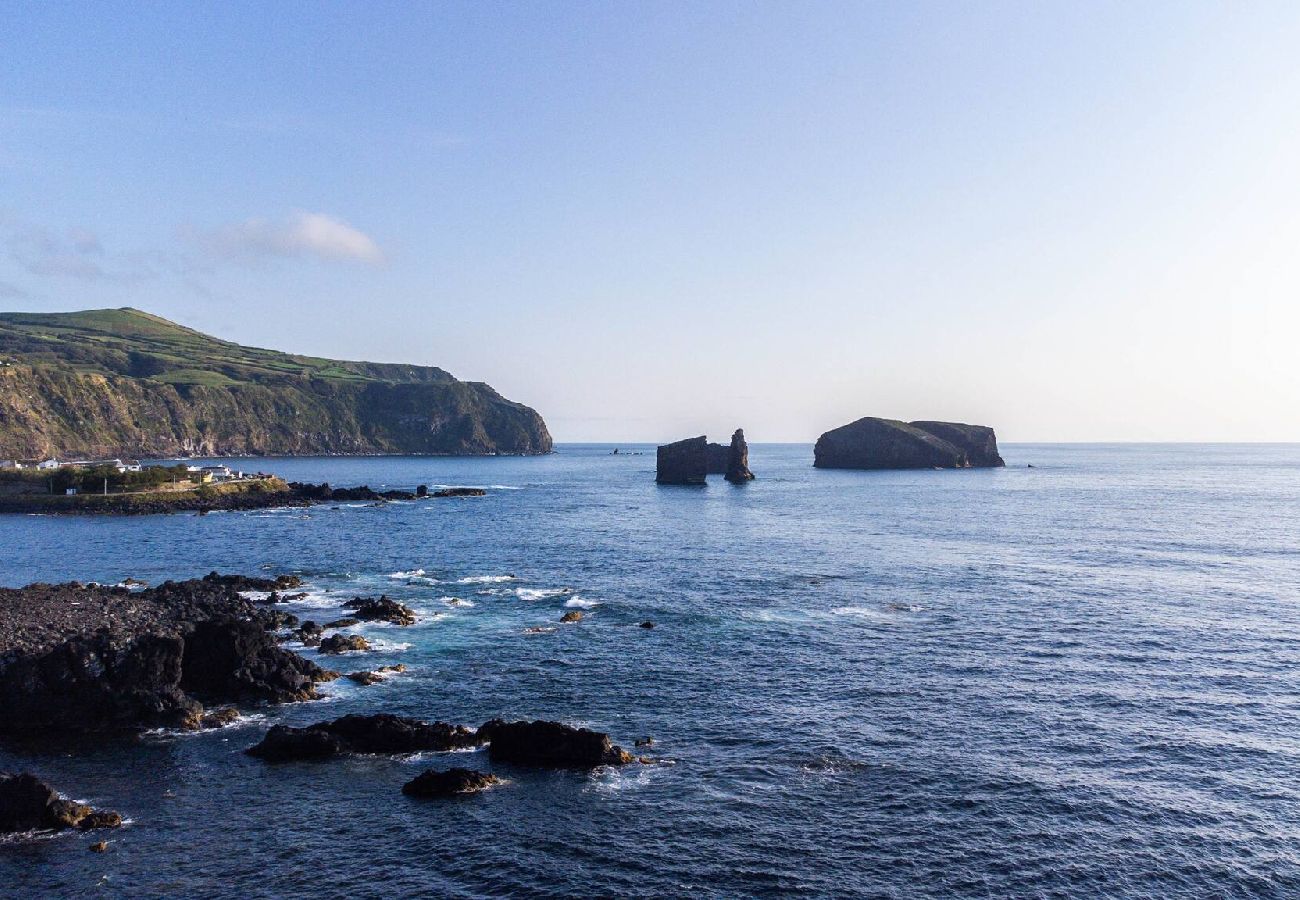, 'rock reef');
402,768,500,798
246,714,480,762
479,719,633,767
813,417,1005,470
